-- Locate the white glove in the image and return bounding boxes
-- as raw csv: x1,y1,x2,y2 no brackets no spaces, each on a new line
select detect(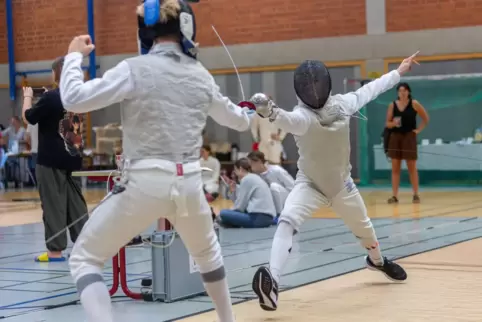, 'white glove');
249,93,279,120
